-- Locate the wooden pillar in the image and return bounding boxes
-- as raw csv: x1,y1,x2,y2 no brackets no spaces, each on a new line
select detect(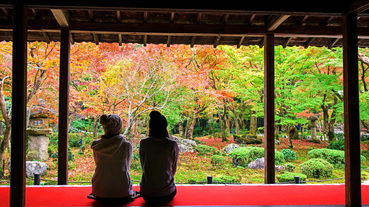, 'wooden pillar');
342,13,361,207
10,4,28,207
58,30,70,185
264,34,275,184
